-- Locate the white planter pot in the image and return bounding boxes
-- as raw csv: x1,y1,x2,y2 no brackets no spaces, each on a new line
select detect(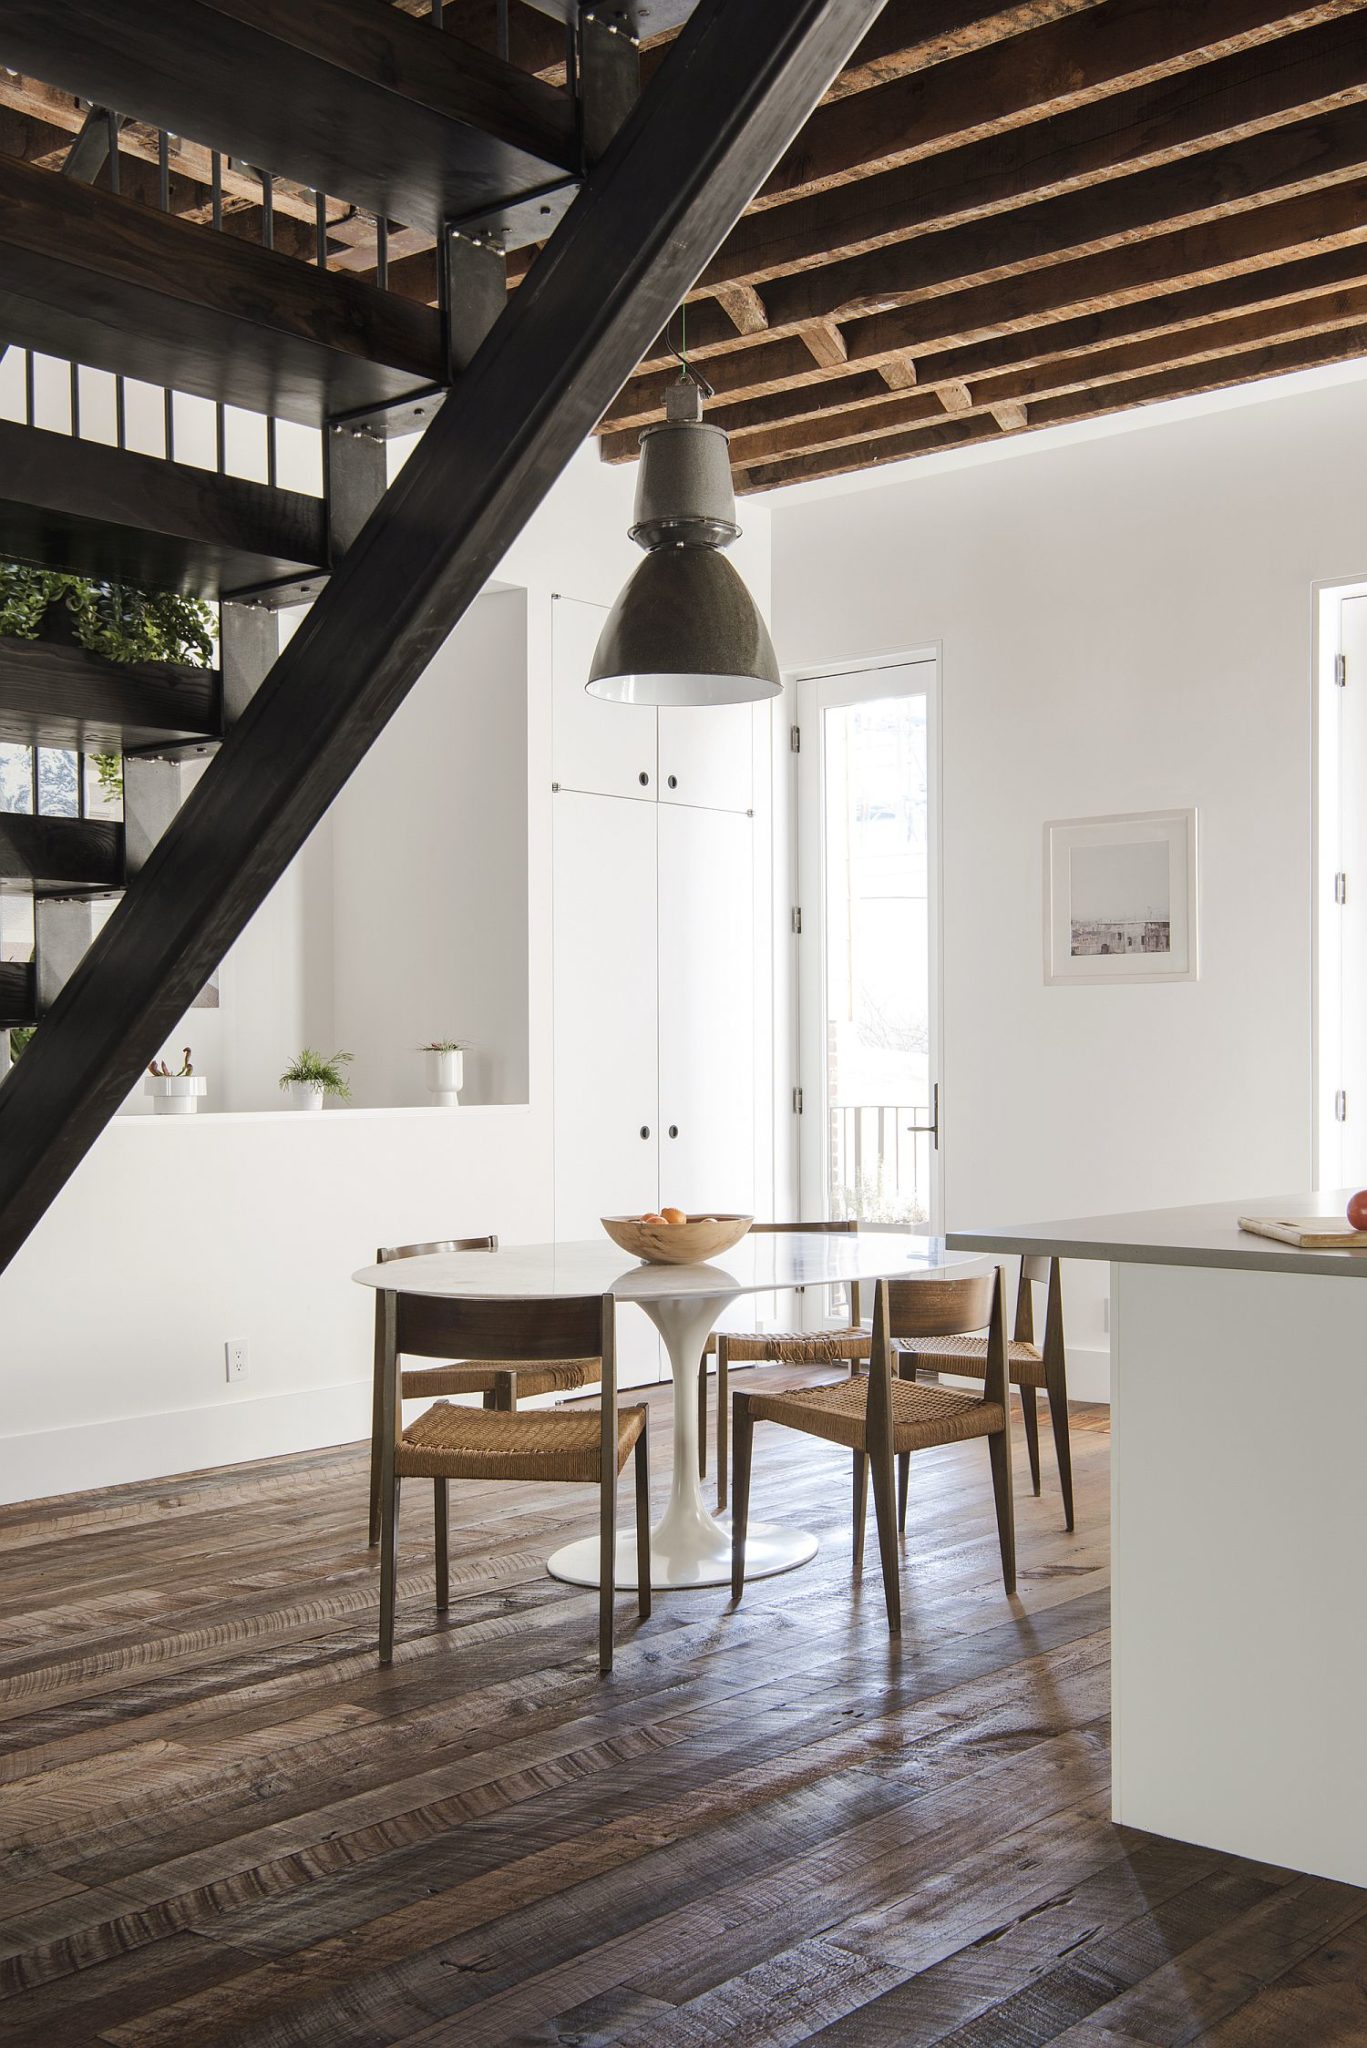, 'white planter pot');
145,1075,207,1116
286,1080,327,1112
424,1048,463,1107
